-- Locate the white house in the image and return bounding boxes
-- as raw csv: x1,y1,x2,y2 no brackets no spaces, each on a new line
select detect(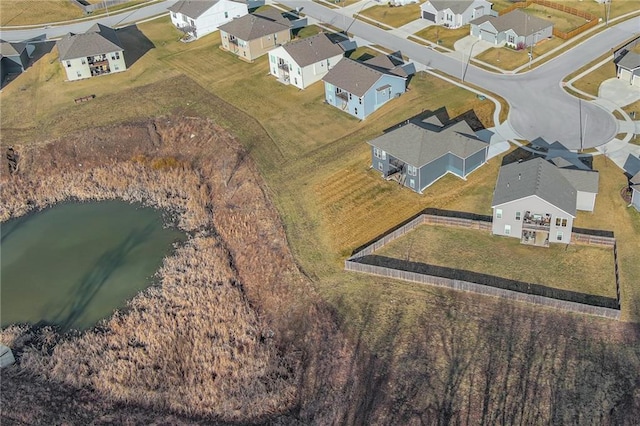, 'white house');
421,0,493,28
56,23,126,81
168,0,249,40
268,33,344,89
